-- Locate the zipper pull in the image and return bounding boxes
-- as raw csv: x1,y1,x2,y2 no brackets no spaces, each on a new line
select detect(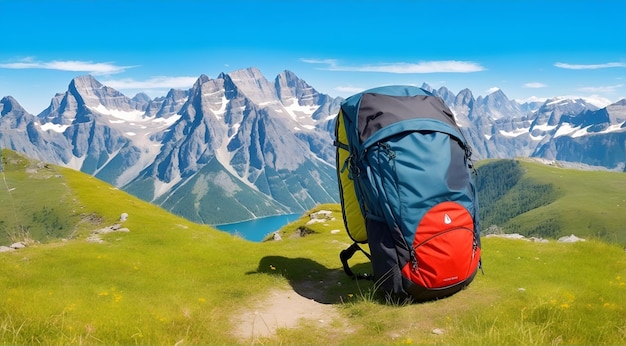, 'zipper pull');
410,247,418,273
379,142,396,159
